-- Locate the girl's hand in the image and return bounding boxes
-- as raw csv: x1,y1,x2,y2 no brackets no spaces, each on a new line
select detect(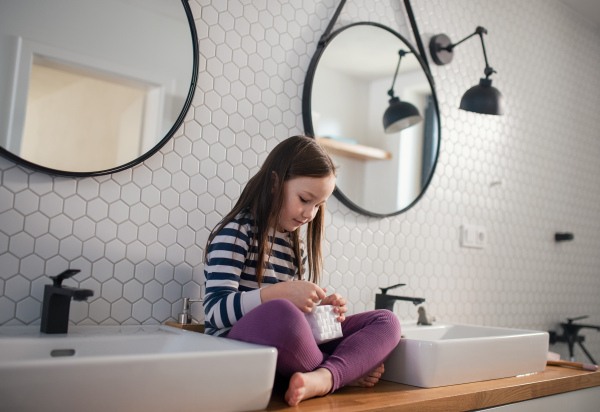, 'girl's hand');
320,293,348,322
260,280,326,313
